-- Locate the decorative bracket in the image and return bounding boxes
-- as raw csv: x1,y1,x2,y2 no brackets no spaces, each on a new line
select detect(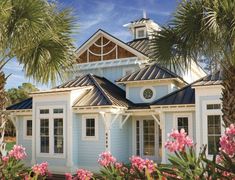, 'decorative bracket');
120,114,131,129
